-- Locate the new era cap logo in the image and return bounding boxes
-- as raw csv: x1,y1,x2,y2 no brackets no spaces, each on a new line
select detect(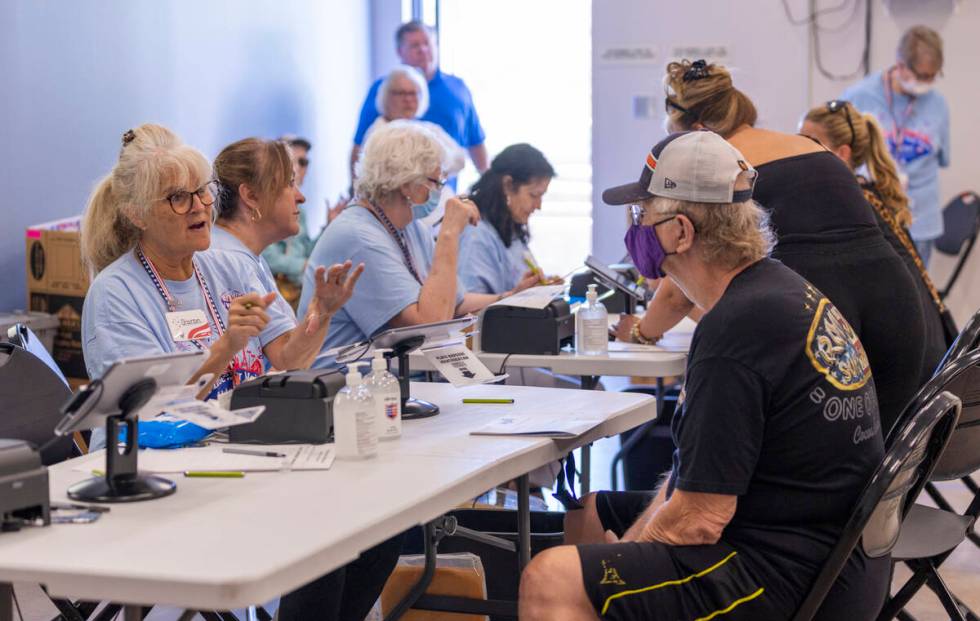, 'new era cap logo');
664,178,677,189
